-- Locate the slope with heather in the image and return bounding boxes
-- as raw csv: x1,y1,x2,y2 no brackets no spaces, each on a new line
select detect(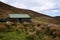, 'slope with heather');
0,1,58,24
0,1,60,40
